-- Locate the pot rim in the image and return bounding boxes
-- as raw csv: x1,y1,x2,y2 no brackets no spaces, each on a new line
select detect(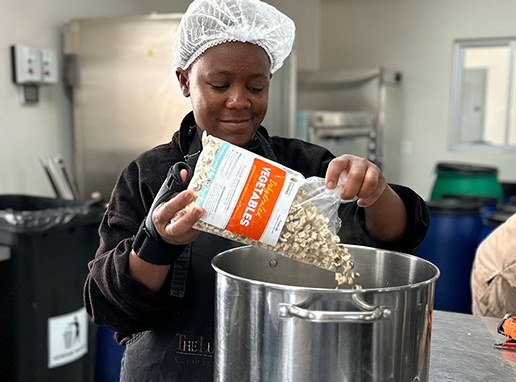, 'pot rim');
212,244,440,293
